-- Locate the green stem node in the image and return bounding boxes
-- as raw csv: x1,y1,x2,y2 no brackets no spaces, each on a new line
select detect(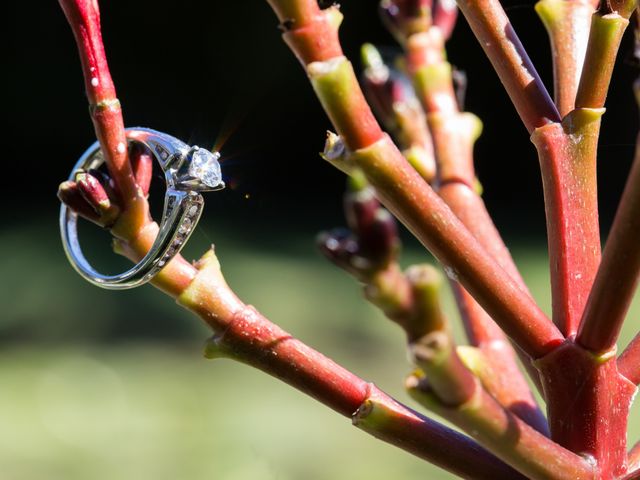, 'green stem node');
309,57,384,150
